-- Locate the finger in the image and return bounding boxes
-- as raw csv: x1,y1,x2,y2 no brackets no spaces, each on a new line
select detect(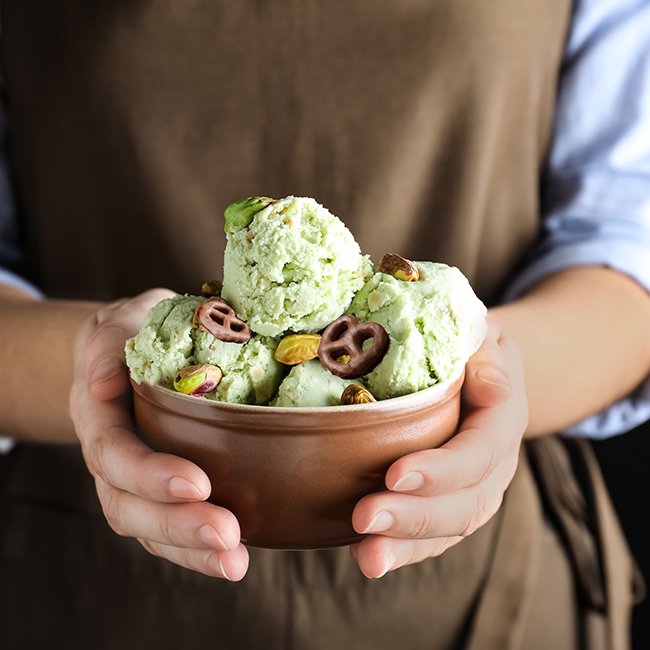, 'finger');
385,395,525,498
72,308,132,402
352,534,463,579
95,477,240,550
80,289,176,401
72,355,212,504
80,411,211,502
353,457,517,539
463,324,513,408
140,539,249,581
94,288,177,330
84,319,134,401
89,357,131,402
385,433,506,497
